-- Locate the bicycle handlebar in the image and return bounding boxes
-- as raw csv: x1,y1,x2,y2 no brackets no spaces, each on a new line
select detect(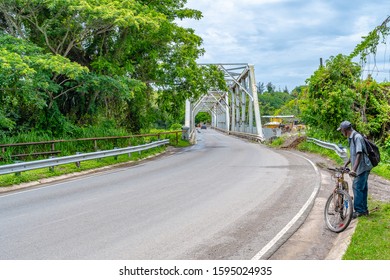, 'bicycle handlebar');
327,167,350,173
